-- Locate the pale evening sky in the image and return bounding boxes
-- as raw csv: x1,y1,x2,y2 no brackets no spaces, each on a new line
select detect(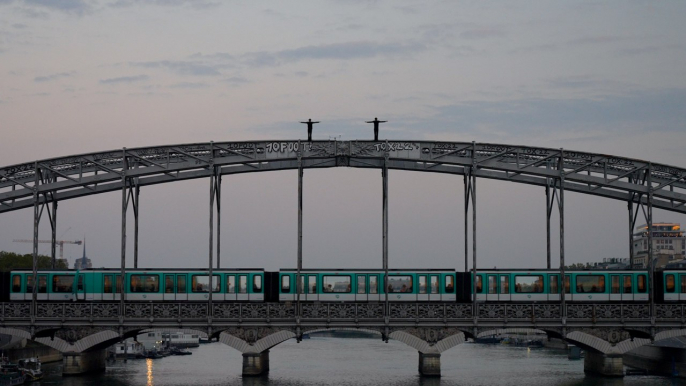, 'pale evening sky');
0,1,685,271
